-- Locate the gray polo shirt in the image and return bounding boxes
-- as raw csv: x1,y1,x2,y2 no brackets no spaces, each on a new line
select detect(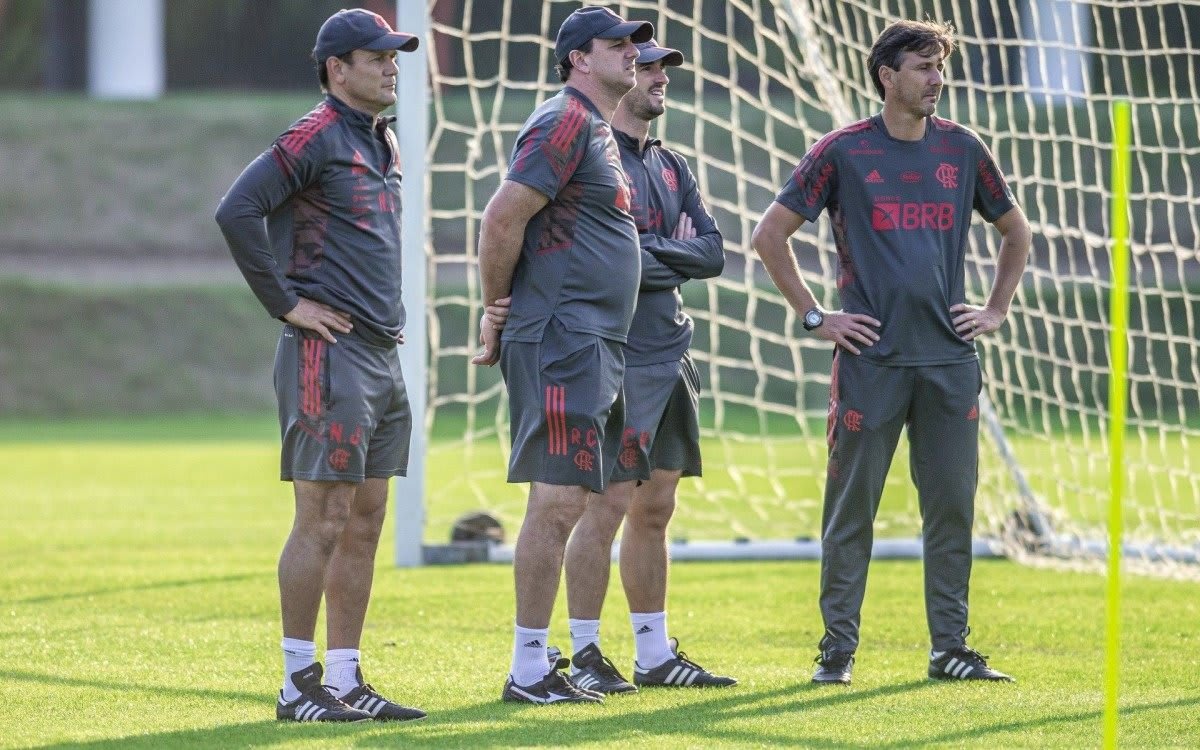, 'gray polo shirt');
501,87,641,345
216,94,405,348
775,114,1017,365
615,129,724,366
